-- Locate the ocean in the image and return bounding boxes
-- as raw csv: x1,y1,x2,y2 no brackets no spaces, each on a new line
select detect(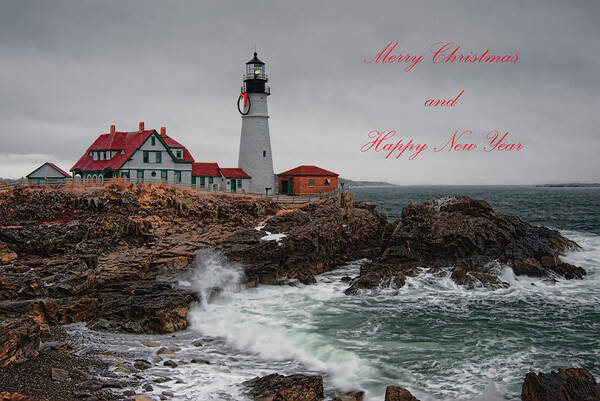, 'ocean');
67,186,600,401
